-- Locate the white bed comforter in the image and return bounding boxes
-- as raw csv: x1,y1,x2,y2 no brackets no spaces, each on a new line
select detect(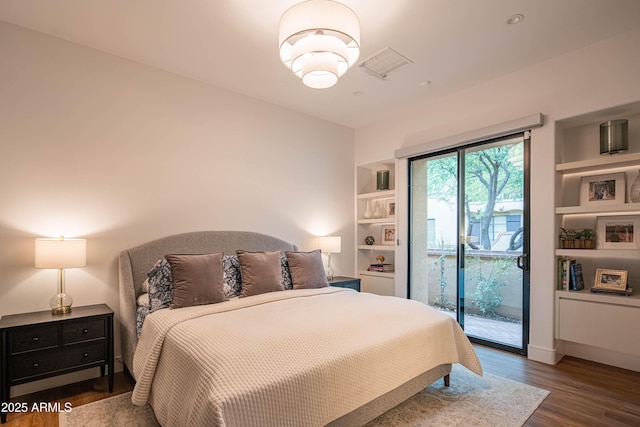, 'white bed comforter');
132,287,482,427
